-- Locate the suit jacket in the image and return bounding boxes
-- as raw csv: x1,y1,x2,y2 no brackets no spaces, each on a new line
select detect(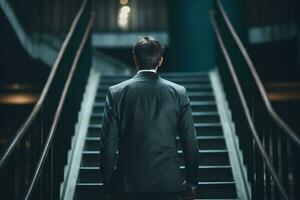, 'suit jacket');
100,71,199,194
